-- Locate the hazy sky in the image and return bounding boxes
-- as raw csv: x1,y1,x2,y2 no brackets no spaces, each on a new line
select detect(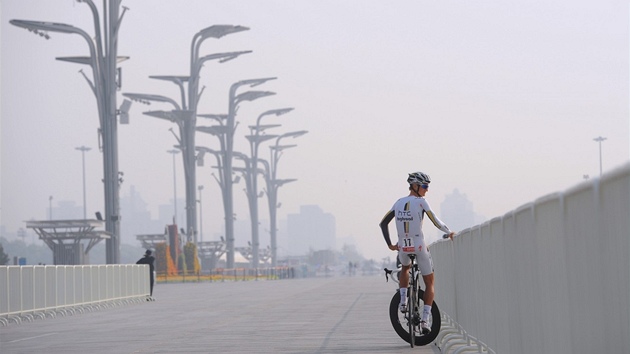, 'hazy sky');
1,0,629,261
